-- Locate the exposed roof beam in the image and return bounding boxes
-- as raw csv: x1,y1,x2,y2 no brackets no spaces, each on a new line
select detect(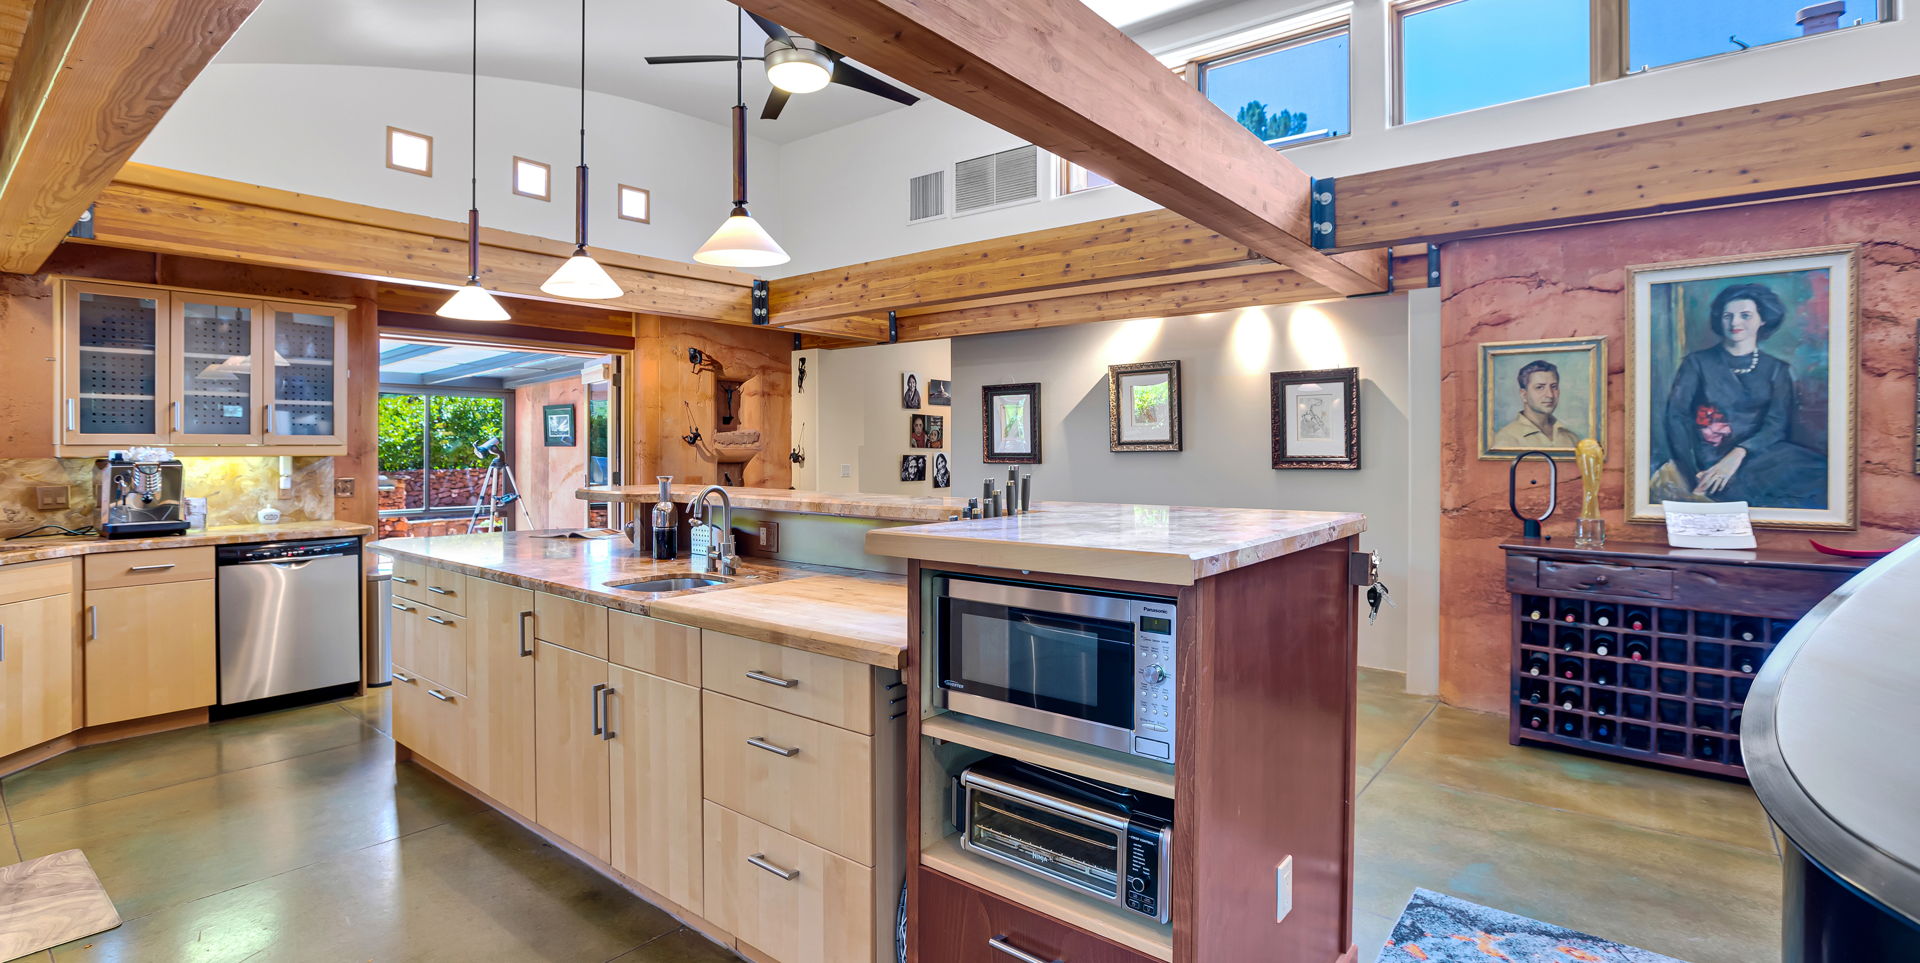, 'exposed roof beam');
737,0,1388,297
377,374,506,391
379,343,448,364
0,0,263,273
423,351,552,385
